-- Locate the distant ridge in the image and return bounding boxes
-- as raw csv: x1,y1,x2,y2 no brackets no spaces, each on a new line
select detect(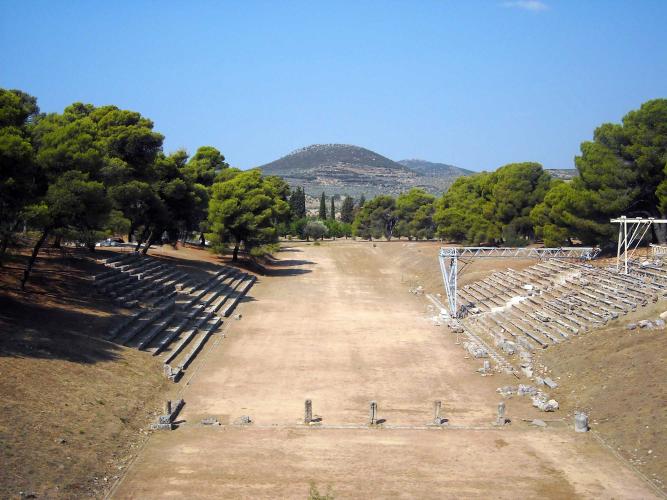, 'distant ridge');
398,159,474,178
258,144,468,199
546,168,578,180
